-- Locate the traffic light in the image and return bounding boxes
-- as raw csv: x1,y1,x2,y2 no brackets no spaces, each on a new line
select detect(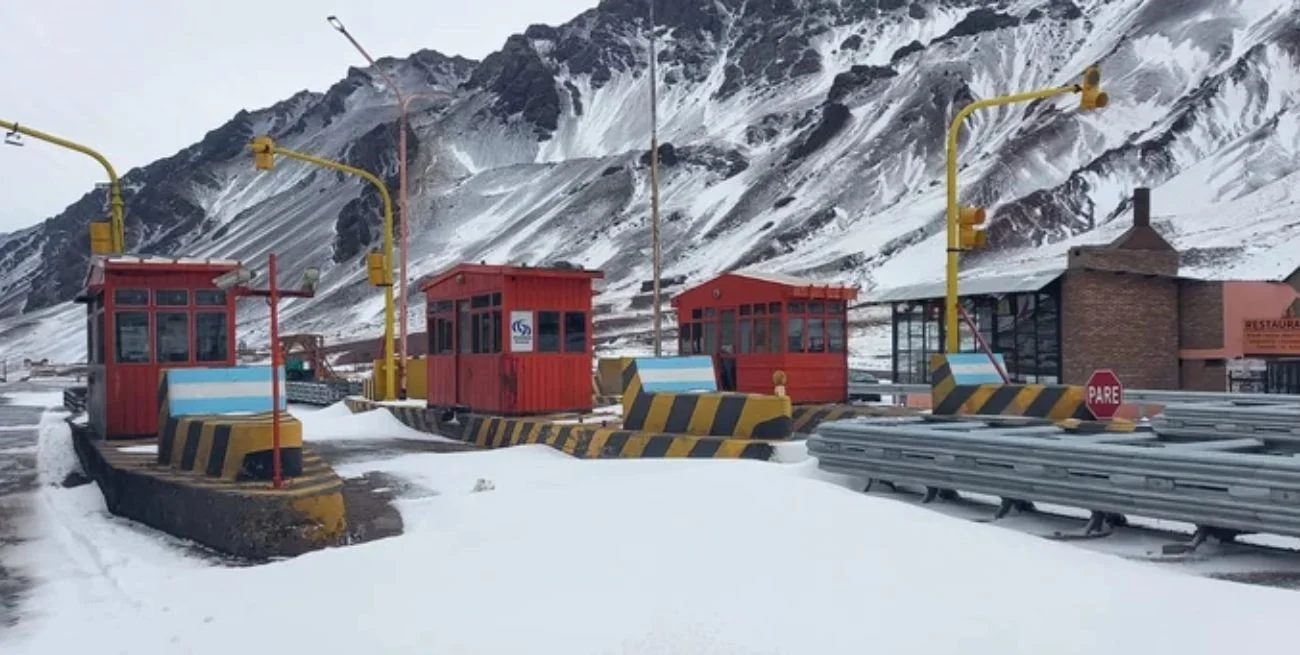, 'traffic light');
88,220,114,254
957,205,987,250
366,250,392,286
1079,66,1108,110
251,136,276,170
